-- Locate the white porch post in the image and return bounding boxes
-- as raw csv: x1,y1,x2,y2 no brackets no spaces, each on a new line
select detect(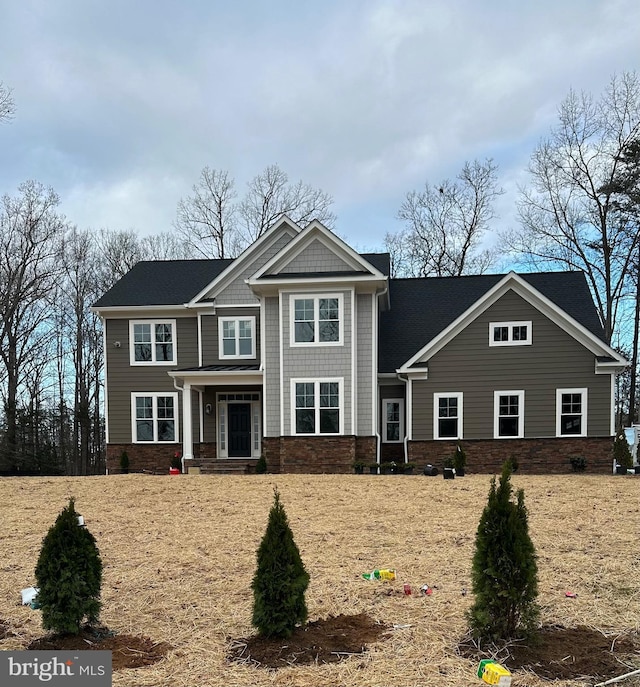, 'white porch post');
182,382,194,468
